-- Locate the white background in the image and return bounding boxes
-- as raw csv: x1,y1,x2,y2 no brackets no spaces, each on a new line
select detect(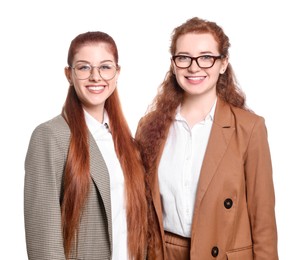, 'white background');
0,0,300,258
